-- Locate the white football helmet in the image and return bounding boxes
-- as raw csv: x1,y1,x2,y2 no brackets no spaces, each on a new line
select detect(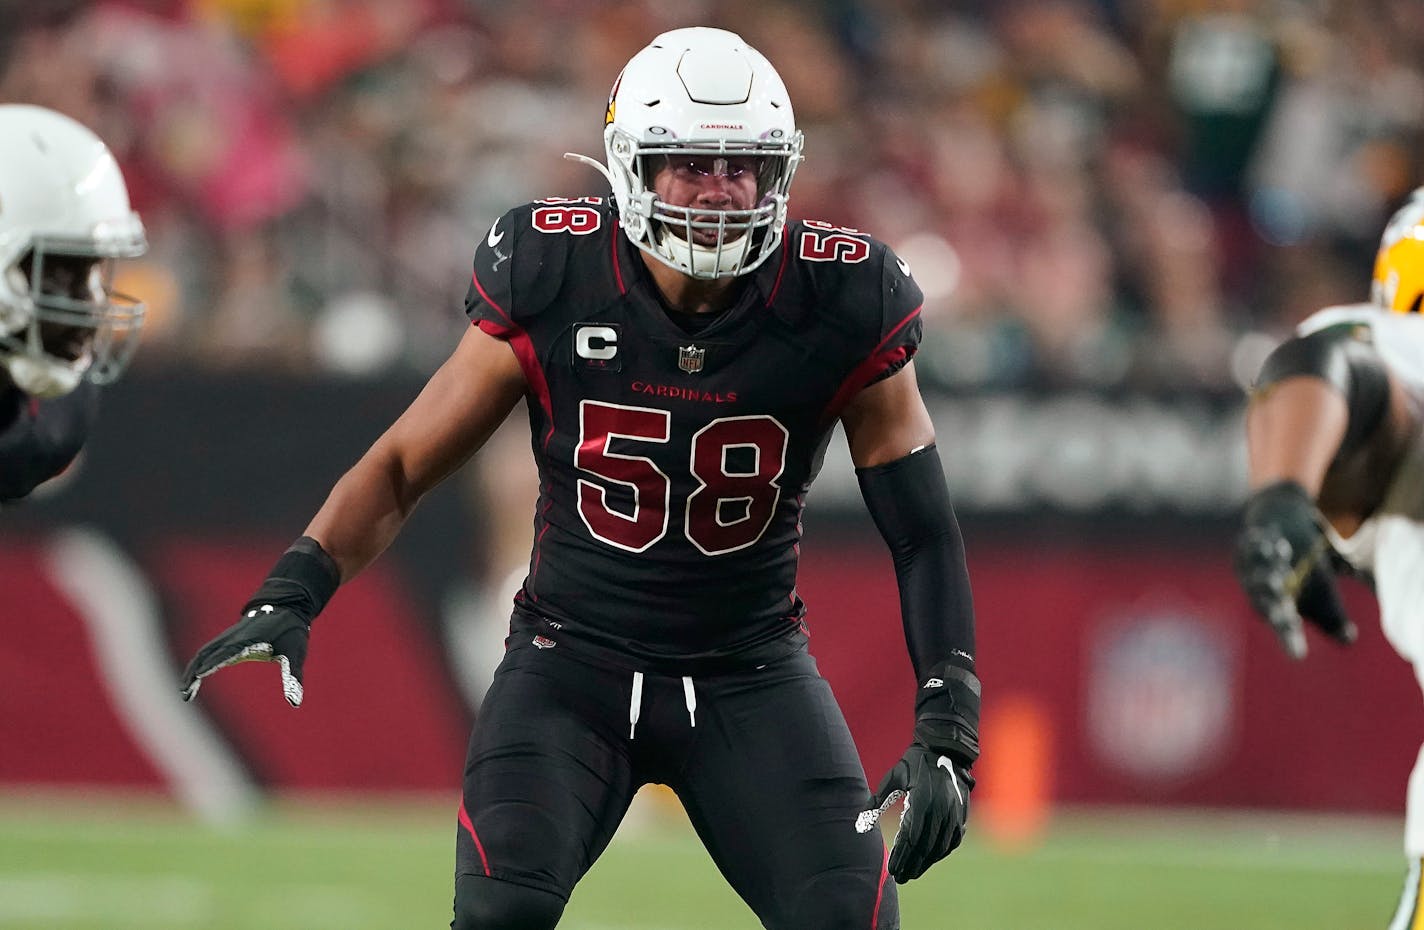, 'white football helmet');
568,27,803,279
0,105,147,398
